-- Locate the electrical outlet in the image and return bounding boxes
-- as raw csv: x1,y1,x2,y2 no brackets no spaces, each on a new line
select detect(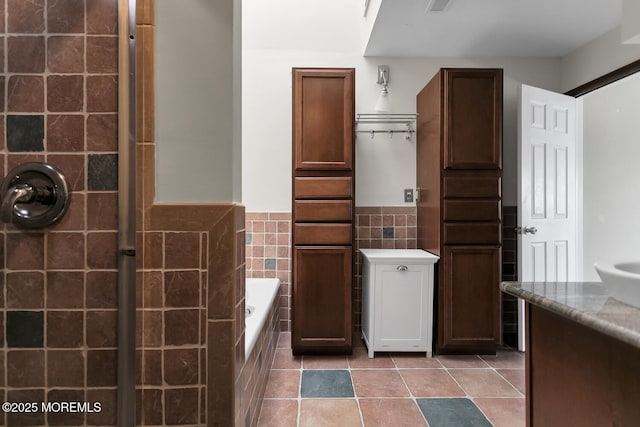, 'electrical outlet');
404,189,414,203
